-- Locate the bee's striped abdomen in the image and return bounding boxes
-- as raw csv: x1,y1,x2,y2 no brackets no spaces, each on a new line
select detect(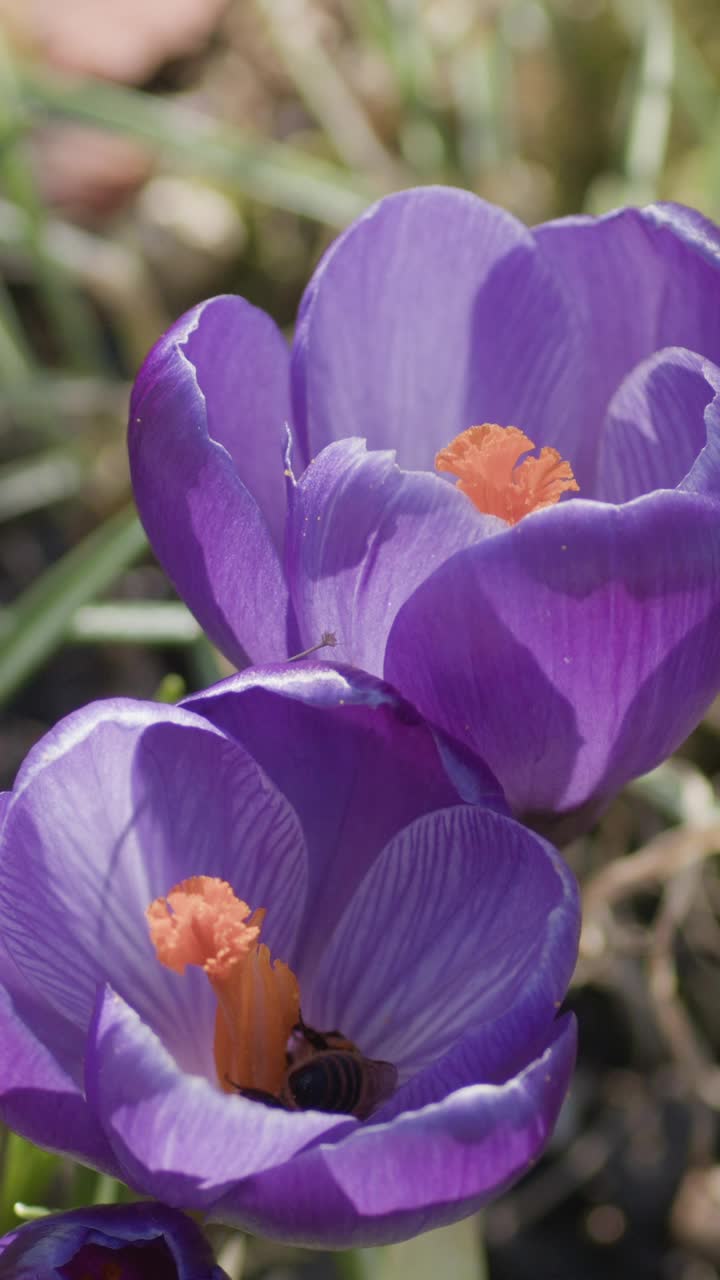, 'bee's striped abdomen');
285,1051,364,1114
